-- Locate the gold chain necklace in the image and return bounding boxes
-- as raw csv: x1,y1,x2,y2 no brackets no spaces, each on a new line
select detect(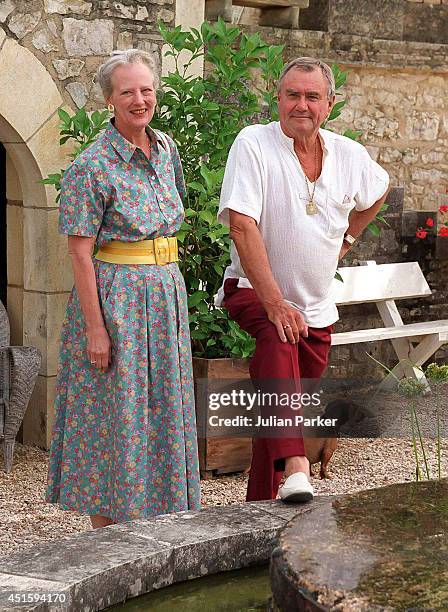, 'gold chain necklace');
298,140,319,215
